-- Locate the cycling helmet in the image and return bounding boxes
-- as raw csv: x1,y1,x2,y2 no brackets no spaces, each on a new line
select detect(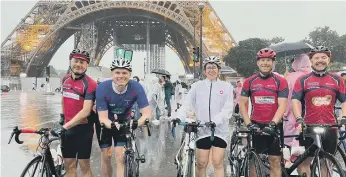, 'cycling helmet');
257,48,276,60
203,56,222,67
110,56,132,72
69,49,90,64
308,46,331,58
